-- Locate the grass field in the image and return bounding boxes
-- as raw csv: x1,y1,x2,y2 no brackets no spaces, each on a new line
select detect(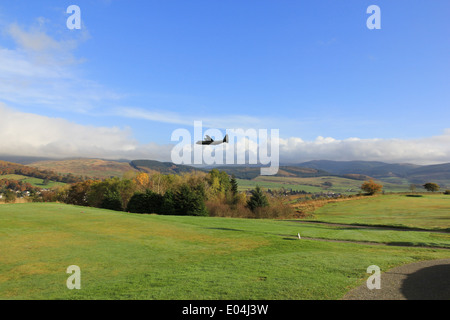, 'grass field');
0,174,66,189
237,176,411,194
312,194,450,231
0,202,449,300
